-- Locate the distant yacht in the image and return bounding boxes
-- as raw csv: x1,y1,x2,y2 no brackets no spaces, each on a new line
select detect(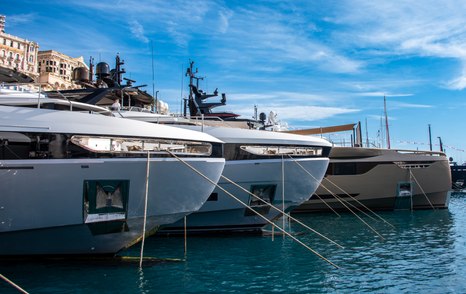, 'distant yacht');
450,163,466,190
293,146,451,213
0,105,225,256
0,83,112,114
